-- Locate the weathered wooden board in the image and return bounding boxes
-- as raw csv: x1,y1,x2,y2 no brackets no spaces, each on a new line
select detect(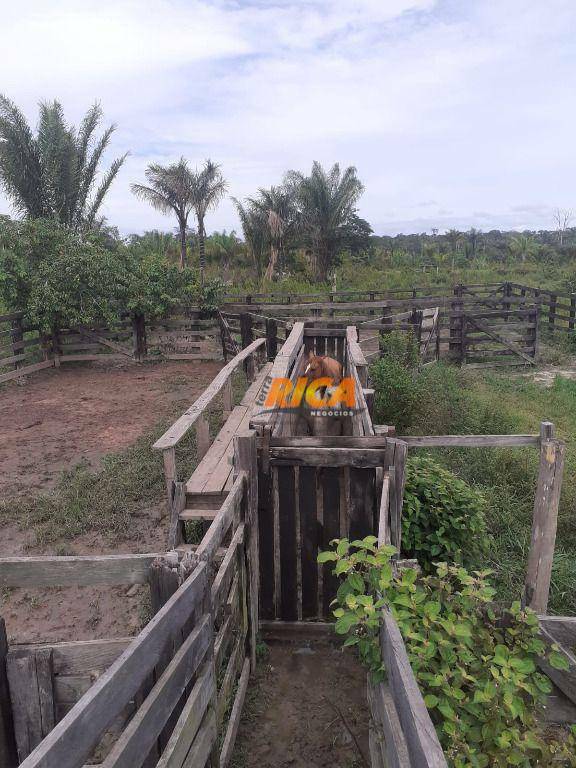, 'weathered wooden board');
0,553,158,588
